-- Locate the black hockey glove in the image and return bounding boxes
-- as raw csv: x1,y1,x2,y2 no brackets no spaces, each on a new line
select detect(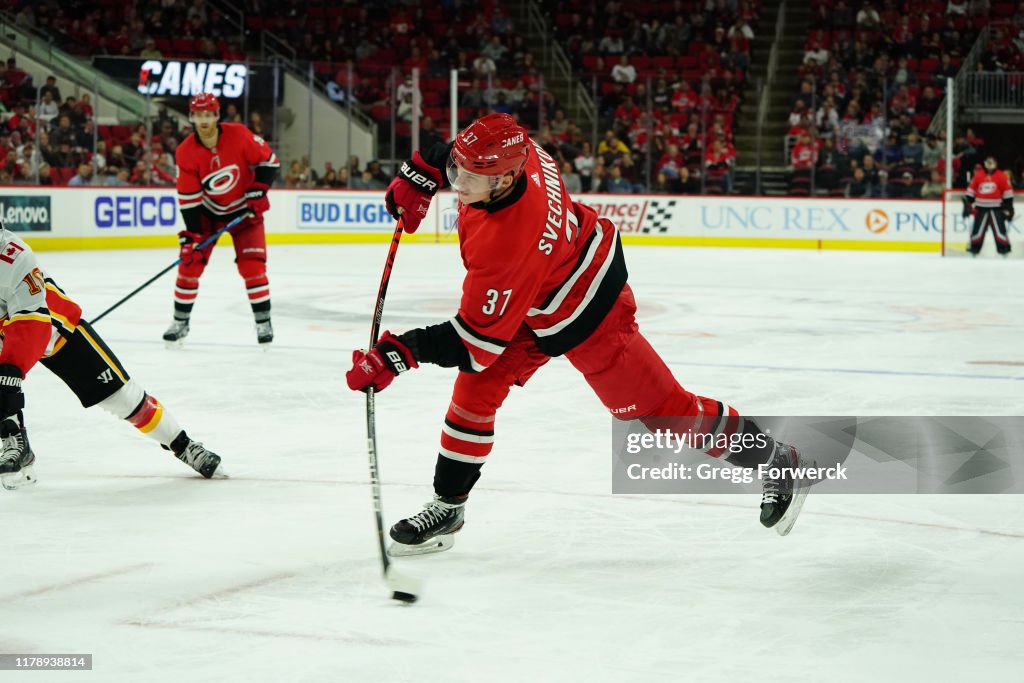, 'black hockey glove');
0,364,25,429
1003,199,1014,222
962,196,973,219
